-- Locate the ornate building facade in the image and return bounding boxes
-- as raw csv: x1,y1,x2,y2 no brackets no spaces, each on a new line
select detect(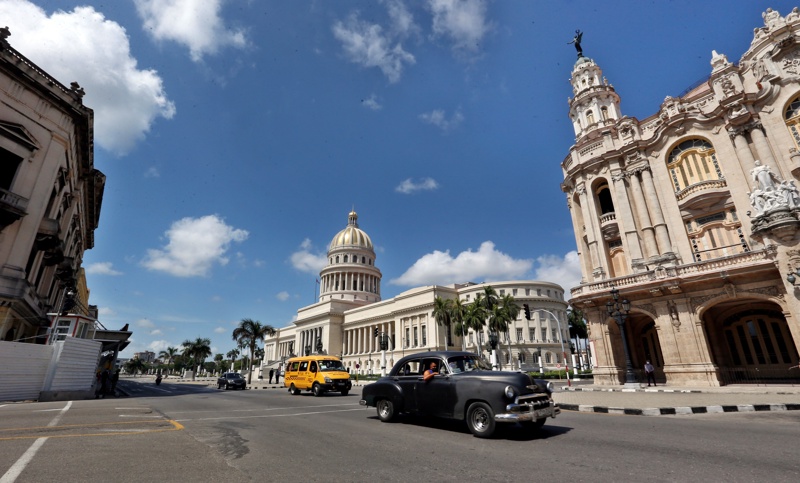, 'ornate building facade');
0,29,104,343
264,211,571,375
562,8,800,386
